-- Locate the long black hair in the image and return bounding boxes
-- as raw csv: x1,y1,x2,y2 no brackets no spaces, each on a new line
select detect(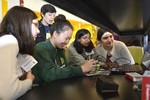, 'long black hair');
73,29,94,54
0,6,37,55
50,16,73,35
